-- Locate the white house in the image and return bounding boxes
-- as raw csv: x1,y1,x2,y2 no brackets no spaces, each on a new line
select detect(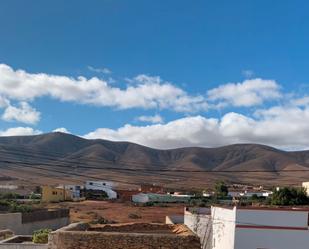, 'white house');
212,206,309,249
228,190,272,198
132,193,191,203
63,185,83,199
85,181,117,199
302,181,309,196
